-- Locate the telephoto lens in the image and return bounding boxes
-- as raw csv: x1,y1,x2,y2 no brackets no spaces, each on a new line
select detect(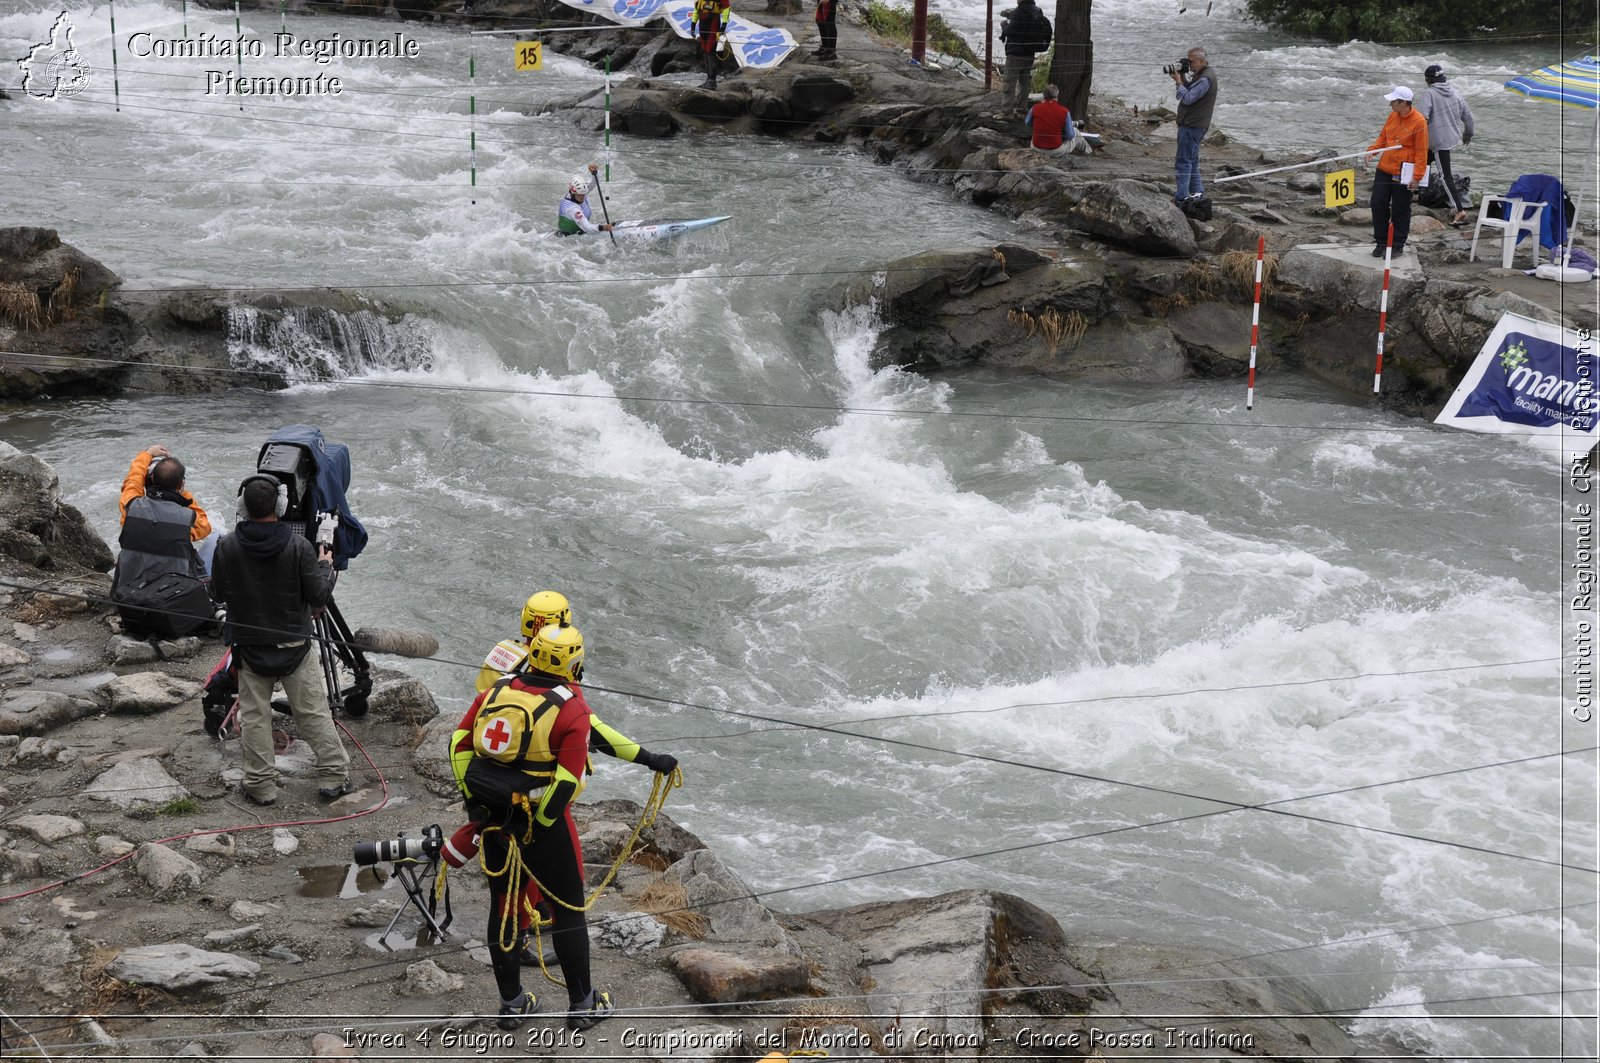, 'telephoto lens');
351,826,445,866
